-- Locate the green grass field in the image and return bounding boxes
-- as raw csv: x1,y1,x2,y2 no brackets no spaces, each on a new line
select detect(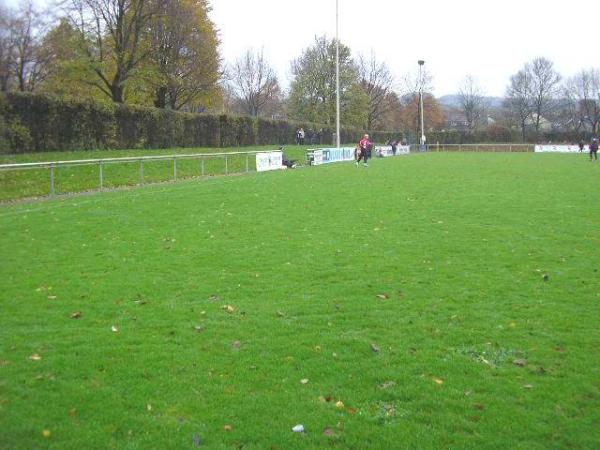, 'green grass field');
1,152,599,449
